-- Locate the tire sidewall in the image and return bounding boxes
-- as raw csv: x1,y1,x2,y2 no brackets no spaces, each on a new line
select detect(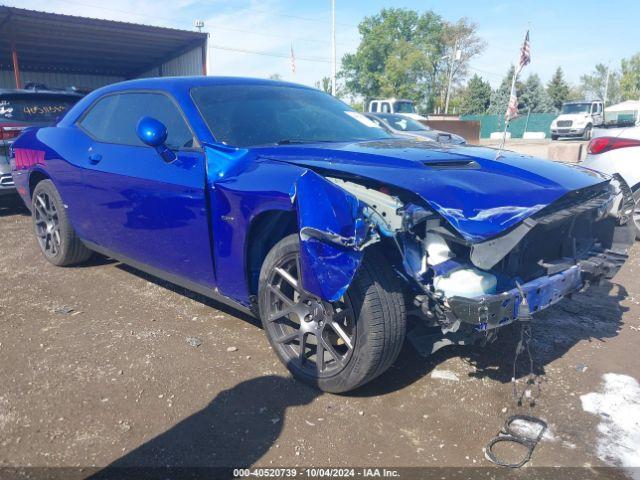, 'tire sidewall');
31,180,73,265
258,234,403,393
